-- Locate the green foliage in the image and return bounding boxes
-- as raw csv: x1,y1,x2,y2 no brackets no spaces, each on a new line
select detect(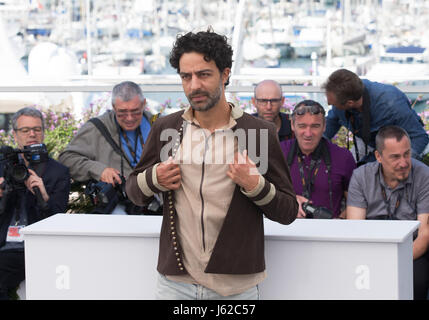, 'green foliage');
331,126,352,149
423,153,429,166
67,181,96,214
1,97,428,213
0,102,105,213
0,129,16,148
42,109,81,160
